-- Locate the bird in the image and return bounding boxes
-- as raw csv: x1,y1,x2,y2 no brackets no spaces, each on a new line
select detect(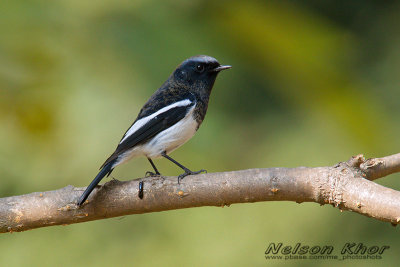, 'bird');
77,55,231,206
